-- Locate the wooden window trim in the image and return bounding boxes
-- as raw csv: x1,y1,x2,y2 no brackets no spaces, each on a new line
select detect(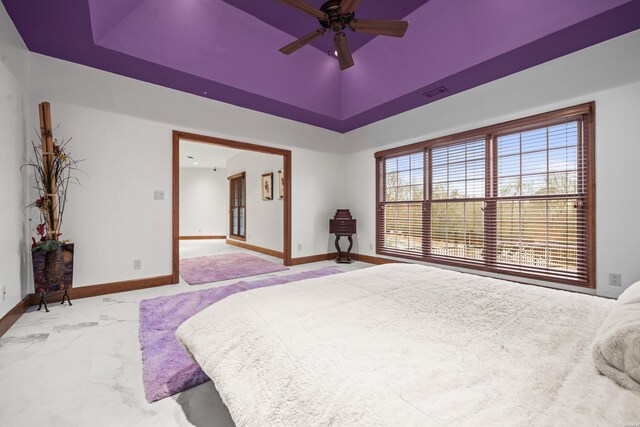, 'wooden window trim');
375,103,596,289
375,103,593,158
227,172,245,181
229,172,246,241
